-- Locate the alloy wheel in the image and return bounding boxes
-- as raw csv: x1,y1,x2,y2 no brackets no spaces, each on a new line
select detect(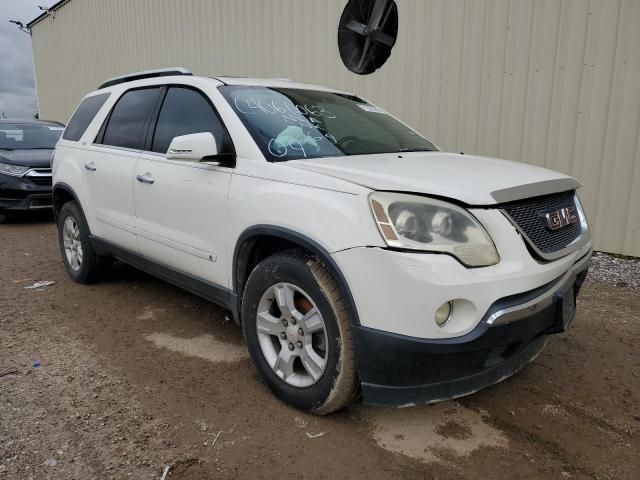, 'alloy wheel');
62,216,83,271
256,282,328,387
